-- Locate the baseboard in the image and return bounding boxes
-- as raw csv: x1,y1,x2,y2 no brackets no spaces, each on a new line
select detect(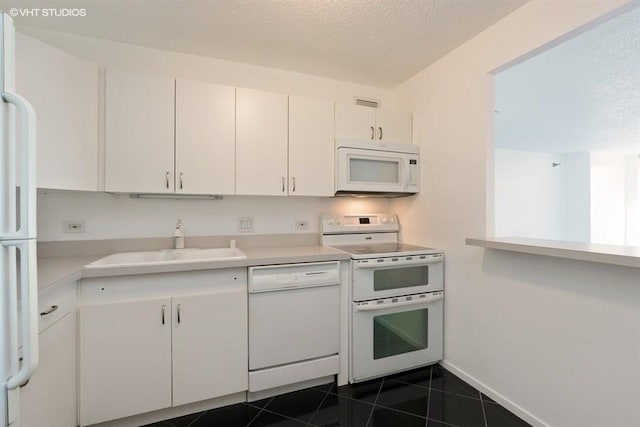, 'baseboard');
439,360,549,427
87,392,246,427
